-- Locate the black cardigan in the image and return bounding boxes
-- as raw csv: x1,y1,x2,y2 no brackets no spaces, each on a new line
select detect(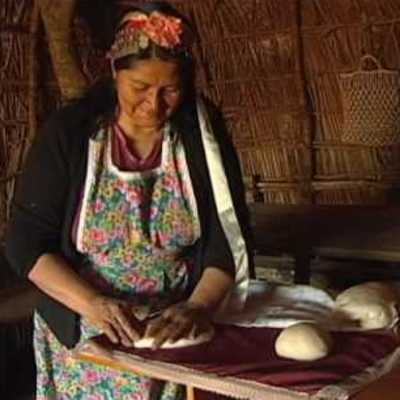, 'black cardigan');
6,85,254,348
